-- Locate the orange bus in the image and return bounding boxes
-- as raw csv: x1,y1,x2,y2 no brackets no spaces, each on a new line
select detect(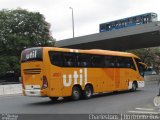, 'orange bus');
21,47,146,100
